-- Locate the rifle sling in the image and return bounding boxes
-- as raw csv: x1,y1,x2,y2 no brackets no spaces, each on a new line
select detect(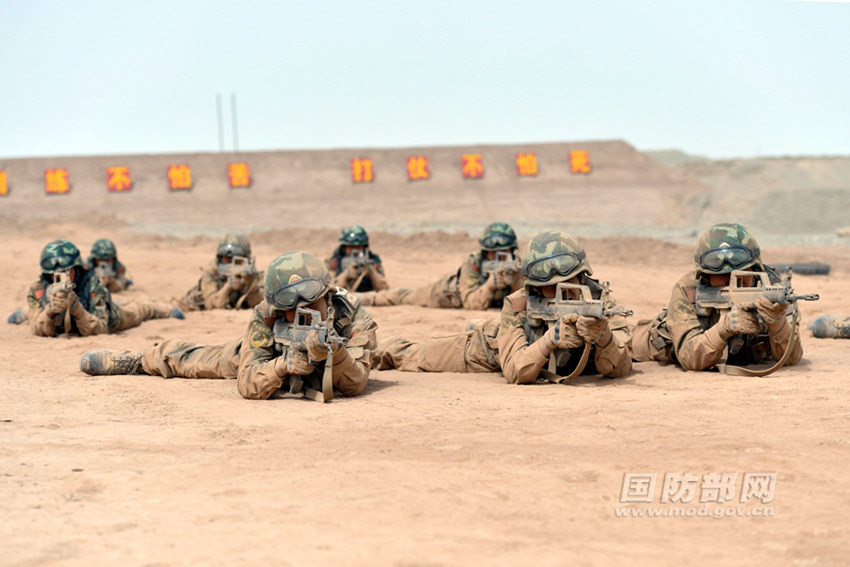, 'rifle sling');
540,342,592,384
718,306,799,377
304,344,335,403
